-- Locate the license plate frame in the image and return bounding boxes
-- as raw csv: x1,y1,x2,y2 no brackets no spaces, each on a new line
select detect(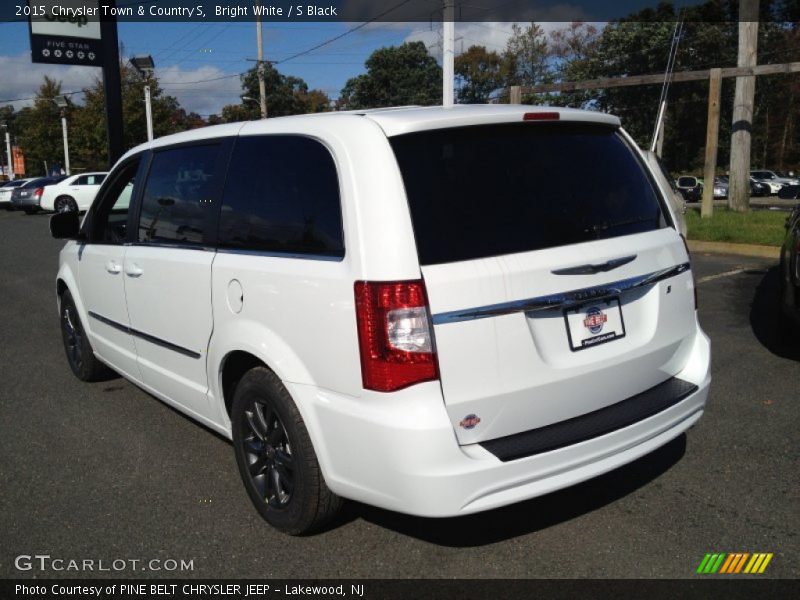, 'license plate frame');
564,297,626,352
